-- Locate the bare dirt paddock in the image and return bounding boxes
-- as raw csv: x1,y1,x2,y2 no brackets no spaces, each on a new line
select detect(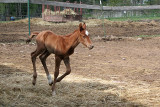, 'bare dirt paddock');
1,18,160,107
